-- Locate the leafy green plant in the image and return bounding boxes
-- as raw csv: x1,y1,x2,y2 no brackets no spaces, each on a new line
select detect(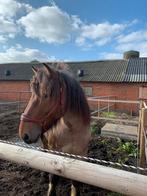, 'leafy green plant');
101,111,117,118
117,141,137,157
90,121,101,135
101,138,109,145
